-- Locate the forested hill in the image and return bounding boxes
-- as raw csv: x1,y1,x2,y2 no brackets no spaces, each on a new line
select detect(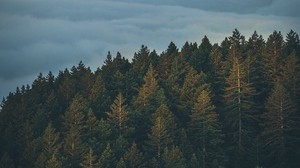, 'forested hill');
1,29,300,168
